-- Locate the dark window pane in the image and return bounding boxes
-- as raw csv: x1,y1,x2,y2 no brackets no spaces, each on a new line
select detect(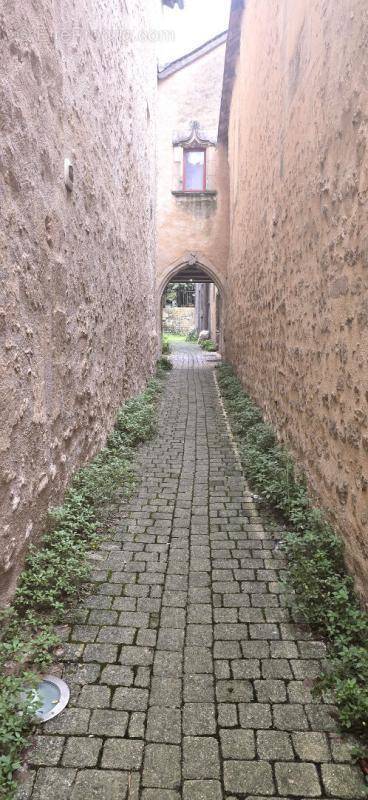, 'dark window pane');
184,149,205,191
